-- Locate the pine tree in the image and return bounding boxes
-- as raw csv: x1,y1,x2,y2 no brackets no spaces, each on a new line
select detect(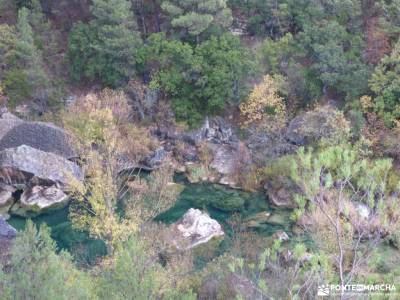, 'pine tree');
15,7,37,66
0,24,16,68
369,40,400,126
29,0,54,53
97,236,196,300
3,7,48,105
161,0,233,41
0,221,94,300
89,0,143,86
